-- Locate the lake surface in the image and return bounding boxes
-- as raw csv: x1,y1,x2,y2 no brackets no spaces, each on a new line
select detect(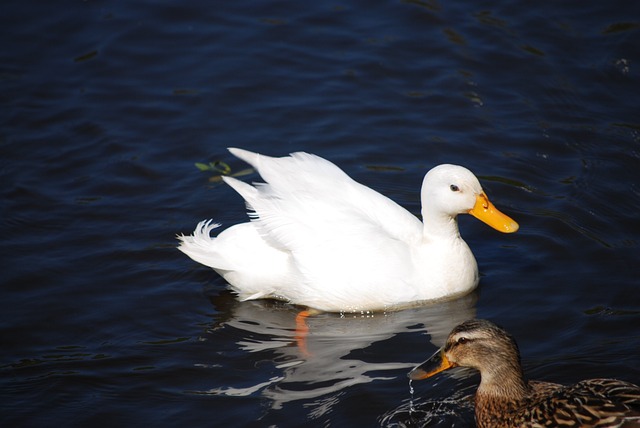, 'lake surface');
2,0,639,426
